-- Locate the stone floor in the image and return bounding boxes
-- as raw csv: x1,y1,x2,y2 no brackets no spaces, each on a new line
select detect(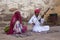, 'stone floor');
0,25,60,40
